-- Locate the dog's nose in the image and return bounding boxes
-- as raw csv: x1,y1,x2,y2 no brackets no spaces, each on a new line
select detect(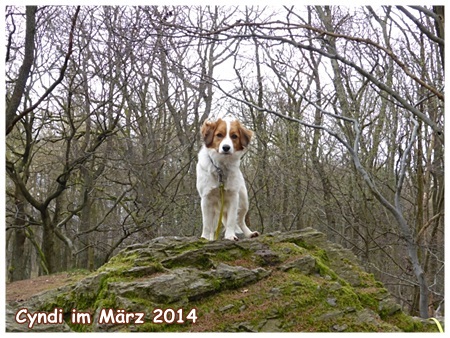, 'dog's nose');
222,145,231,153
